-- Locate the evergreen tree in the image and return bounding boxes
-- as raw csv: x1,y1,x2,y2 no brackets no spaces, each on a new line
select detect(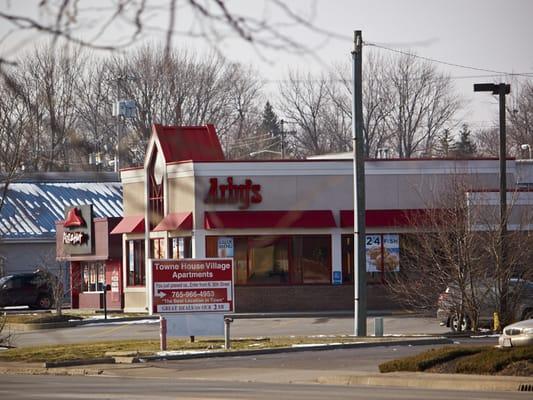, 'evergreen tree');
452,124,477,158
436,129,454,157
260,101,280,137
